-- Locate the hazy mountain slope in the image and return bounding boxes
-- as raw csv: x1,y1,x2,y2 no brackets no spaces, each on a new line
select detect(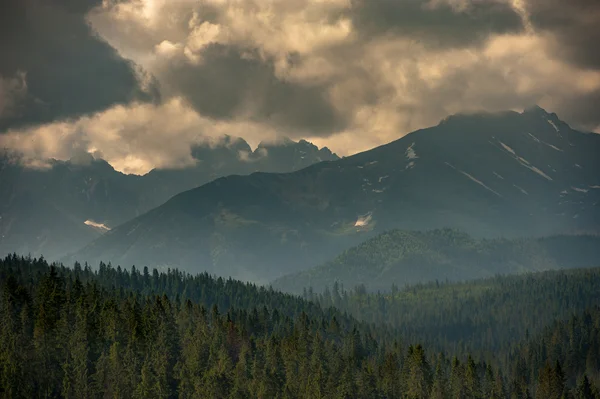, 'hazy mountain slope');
70,107,600,282
0,192,102,260
0,137,337,259
271,229,600,293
